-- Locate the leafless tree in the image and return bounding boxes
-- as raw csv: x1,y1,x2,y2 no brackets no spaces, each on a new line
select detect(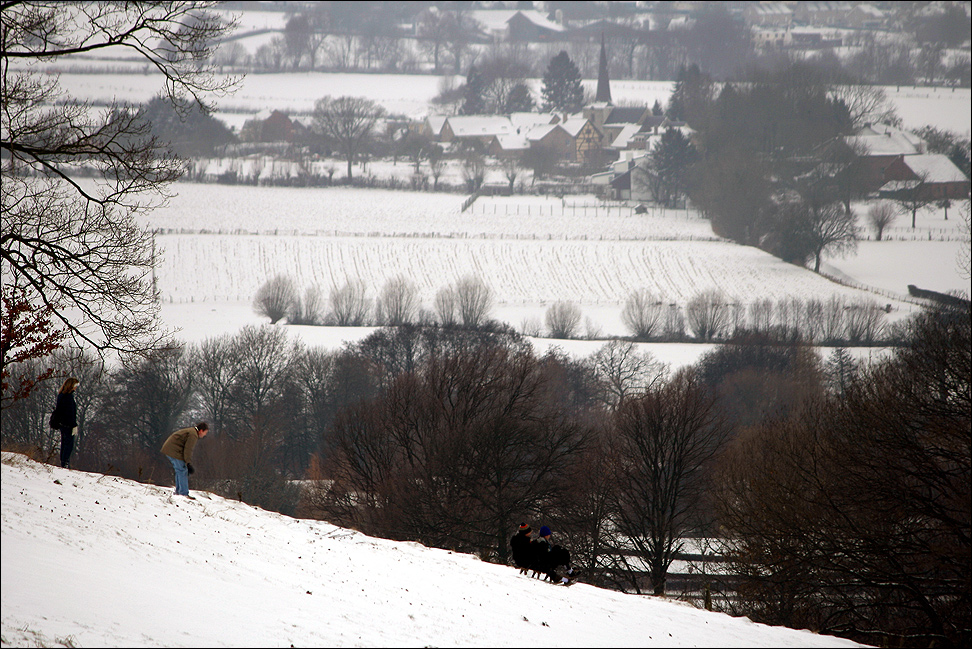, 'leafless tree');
193,334,242,438
714,307,970,646
821,295,847,344
749,298,774,333
226,324,302,438
312,95,386,181
829,84,899,127
890,171,934,229
663,304,686,340
587,340,667,410
454,276,493,328
434,285,458,326
802,298,825,343
292,286,326,326
460,150,486,192
686,290,730,341
329,280,371,327
417,7,450,73
959,202,971,280
500,157,521,193
1,2,238,360
610,369,732,595
376,276,419,326
867,201,898,241
805,203,859,273
844,299,886,345
621,289,665,340
253,275,298,324
109,344,197,452
545,301,582,339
